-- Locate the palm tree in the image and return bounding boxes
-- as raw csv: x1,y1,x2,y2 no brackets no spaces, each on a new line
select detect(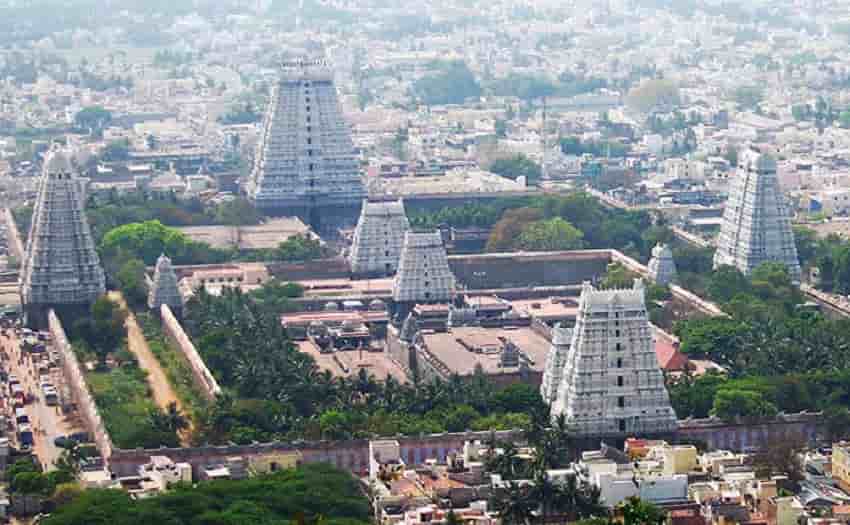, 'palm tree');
496,482,535,525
